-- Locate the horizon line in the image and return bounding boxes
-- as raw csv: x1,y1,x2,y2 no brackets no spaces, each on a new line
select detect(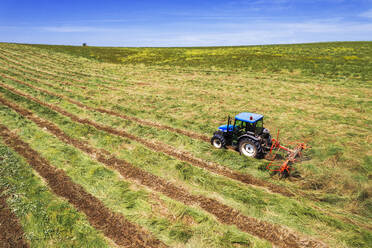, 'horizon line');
1,40,371,49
